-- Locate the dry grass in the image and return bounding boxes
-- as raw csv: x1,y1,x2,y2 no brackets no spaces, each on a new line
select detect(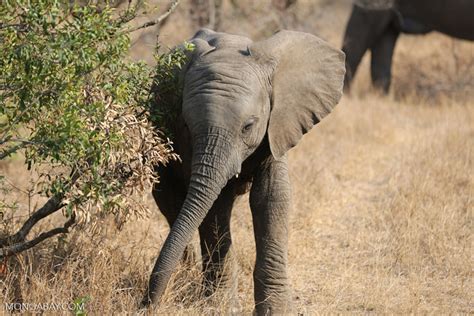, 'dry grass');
1,1,473,314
